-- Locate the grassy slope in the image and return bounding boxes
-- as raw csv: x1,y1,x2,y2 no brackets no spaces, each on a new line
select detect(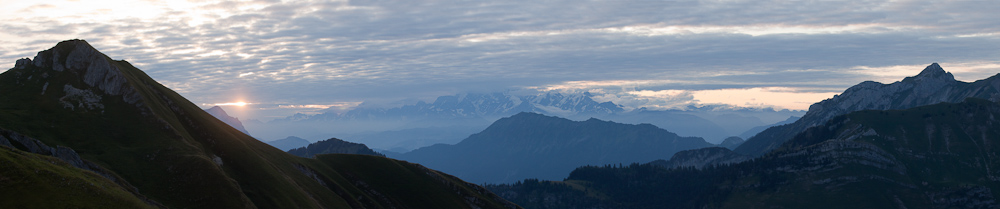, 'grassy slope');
0,40,517,209
0,145,156,209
